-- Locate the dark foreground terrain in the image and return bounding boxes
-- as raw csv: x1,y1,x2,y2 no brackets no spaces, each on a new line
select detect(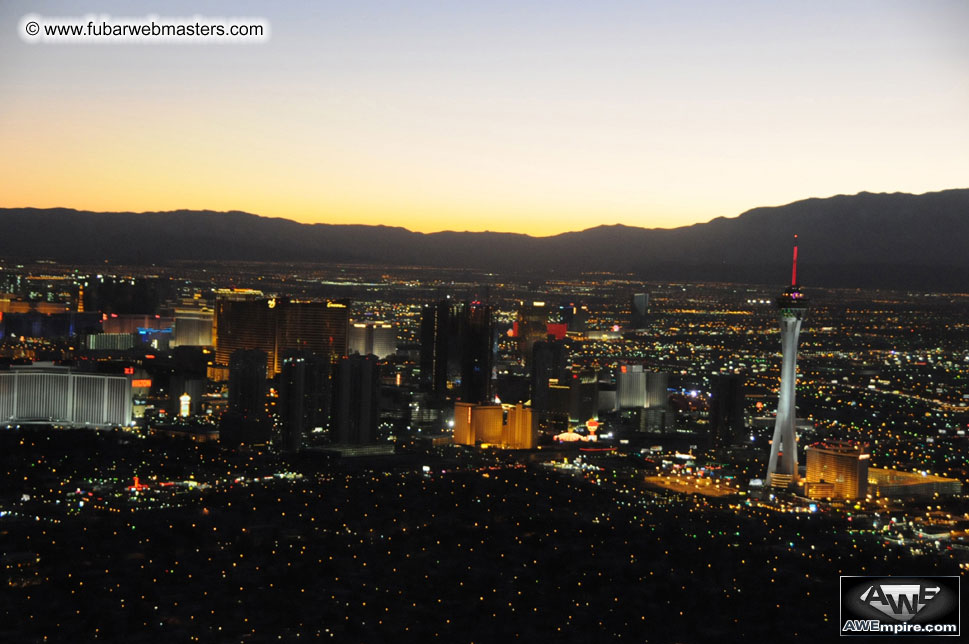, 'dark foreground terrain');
1,430,958,642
